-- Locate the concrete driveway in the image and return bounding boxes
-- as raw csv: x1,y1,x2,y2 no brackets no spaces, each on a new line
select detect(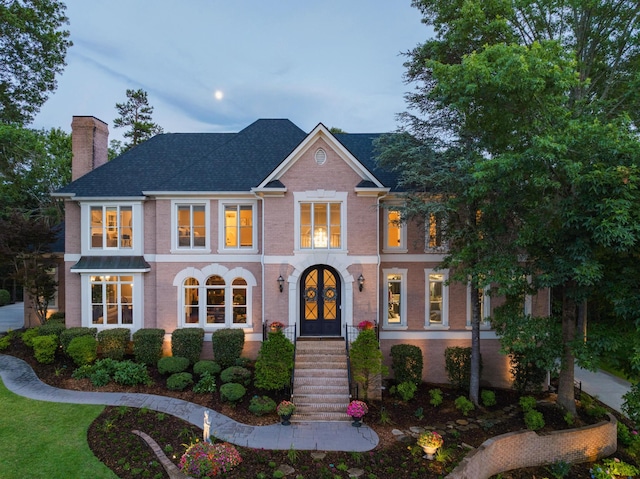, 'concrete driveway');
0,302,24,333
